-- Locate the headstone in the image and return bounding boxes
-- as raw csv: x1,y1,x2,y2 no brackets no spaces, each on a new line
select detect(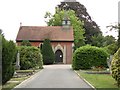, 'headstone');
107,55,113,73
15,51,20,70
